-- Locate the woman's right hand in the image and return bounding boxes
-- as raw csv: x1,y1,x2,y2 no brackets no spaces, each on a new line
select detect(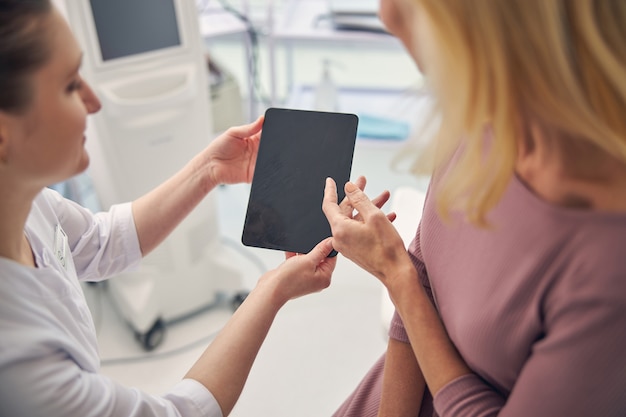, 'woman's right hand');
260,238,337,306
322,178,411,288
